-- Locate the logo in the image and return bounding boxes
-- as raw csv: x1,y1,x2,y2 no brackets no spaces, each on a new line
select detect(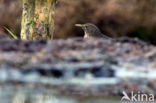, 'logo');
121,91,155,102
121,91,131,101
